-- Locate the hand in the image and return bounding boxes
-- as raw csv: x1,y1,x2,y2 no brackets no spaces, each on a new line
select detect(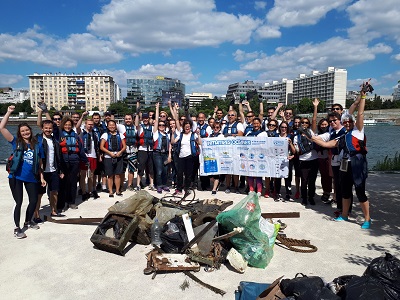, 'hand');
59,173,65,179
83,111,89,116
41,179,47,187
214,106,218,113
155,102,160,108
195,128,200,135
313,98,320,107
279,110,284,118
277,103,283,109
8,105,15,113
